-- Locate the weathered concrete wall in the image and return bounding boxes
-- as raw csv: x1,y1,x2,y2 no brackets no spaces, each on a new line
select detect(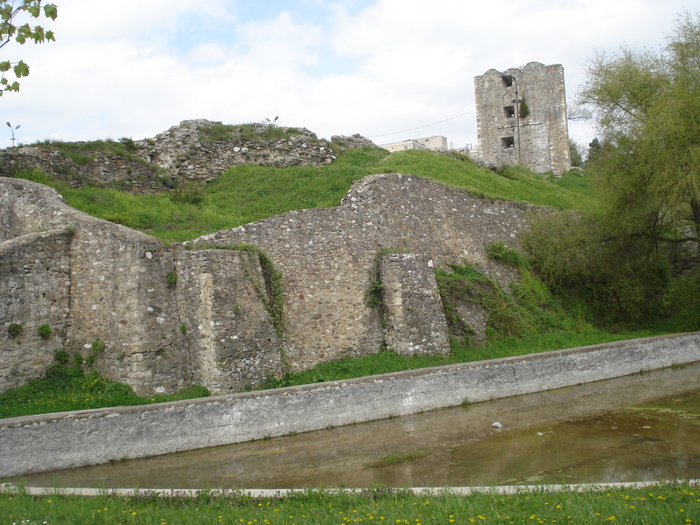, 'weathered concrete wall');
1,333,697,478
475,62,571,175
